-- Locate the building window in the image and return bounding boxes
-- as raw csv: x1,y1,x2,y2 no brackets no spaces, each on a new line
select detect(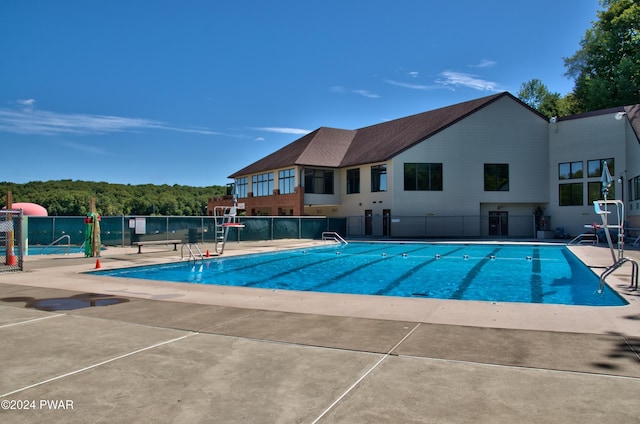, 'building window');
371,164,387,192
404,163,443,191
559,183,583,206
304,169,334,194
278,168,295,194
631,175,640,201
234,177,248,198
252,172,274,197
588,181,615,204
484,164,509,191
587,158,614,178
346,168,360,194
559,161,583,180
